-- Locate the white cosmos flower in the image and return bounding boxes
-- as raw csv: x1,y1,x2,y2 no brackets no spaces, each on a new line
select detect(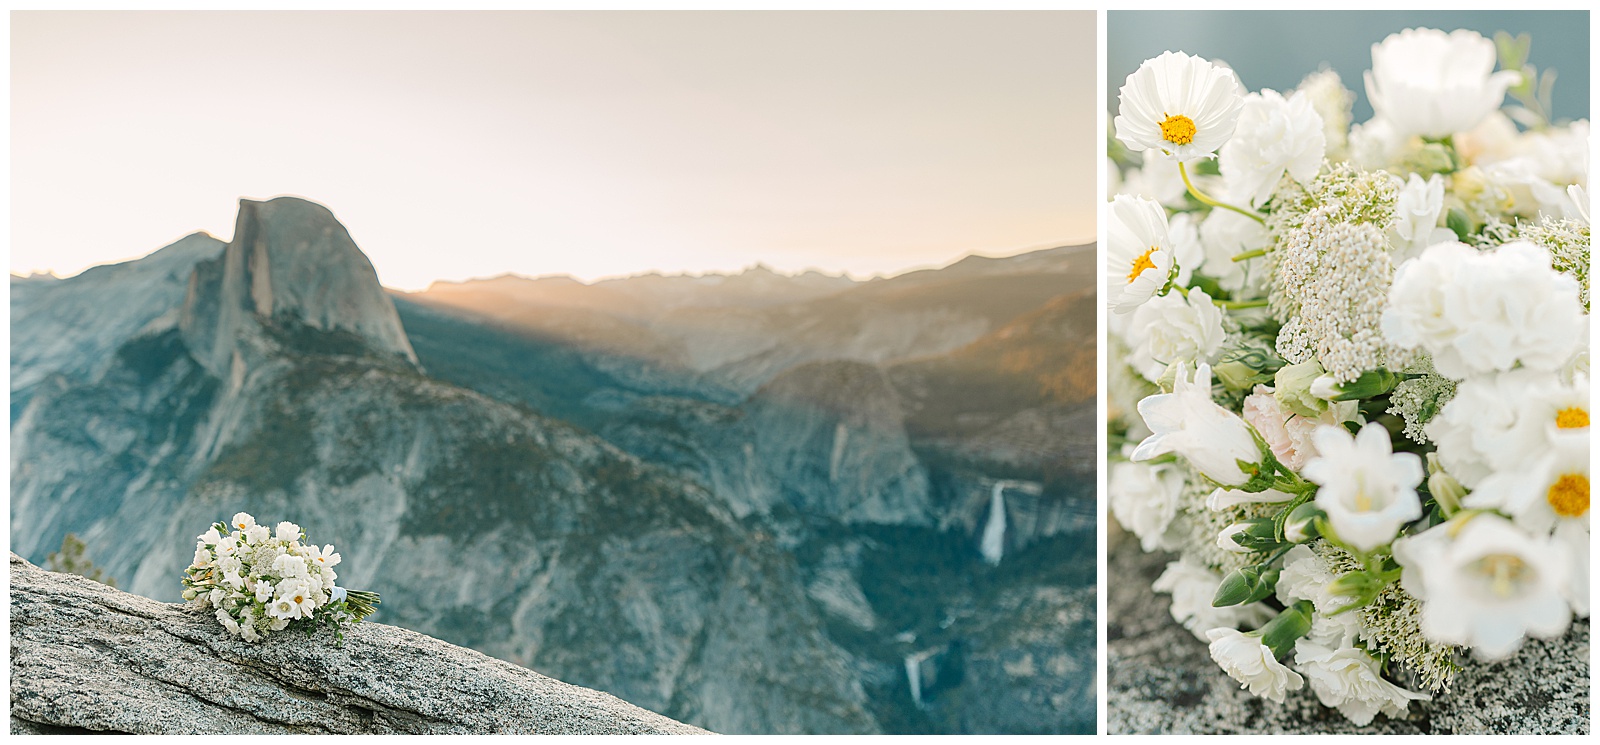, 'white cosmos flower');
1206,627,1304,703
1393,514,1572,660
1382,241,1585,380
1168,212,1203,288
1570,184,1590,225
1389,173,1454,262
1124,288,1226,383
1220,89,1326,209
1115,51,1246,163
1466,437,1590,536
1364,28,1520,139
1303,424,1424,552
1428,369,1589,489
1553,521,1589,617
1154,560,1275,643
192,545,213,569
1132,362,1263,488
1293,640,1431,725
1107,195,1177,314
1109,459,1185,552
230,512,257,532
